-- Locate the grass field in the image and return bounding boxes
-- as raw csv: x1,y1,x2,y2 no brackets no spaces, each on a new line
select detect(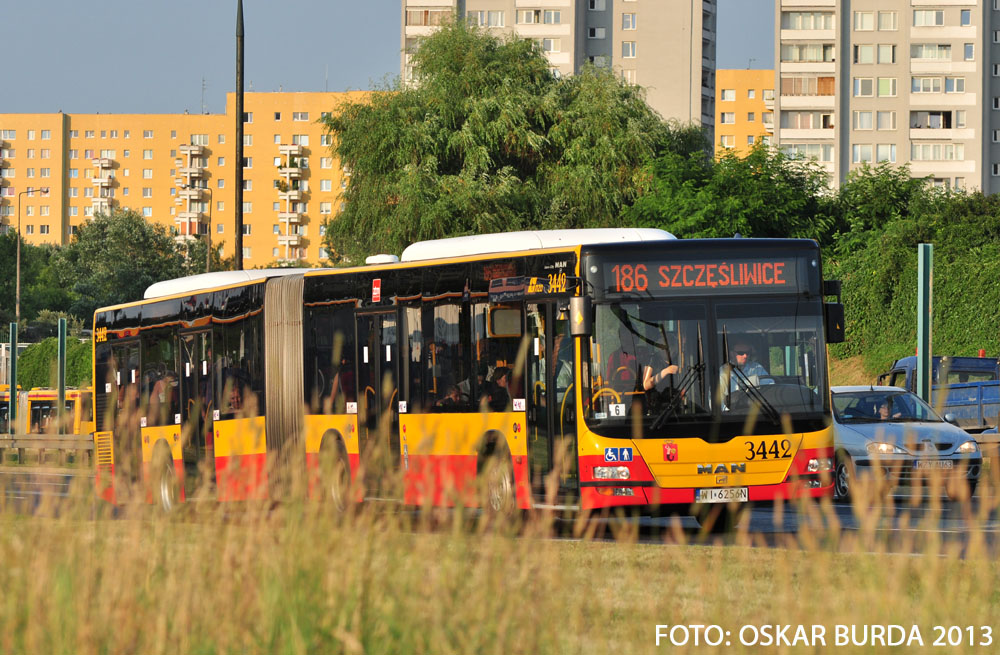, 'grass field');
0,472,997,655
